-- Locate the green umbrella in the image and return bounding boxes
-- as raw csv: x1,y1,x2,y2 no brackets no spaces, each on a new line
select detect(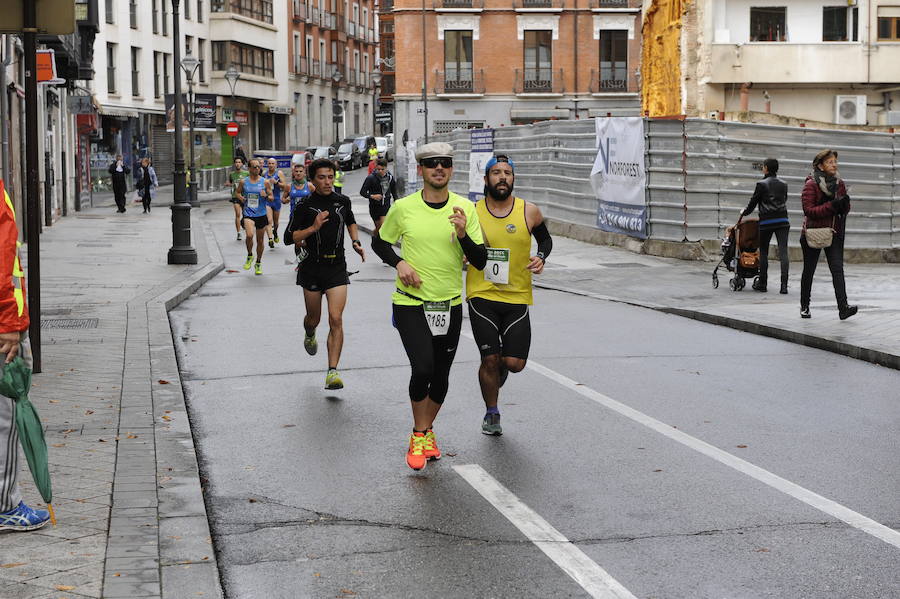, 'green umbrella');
0,357,55,525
